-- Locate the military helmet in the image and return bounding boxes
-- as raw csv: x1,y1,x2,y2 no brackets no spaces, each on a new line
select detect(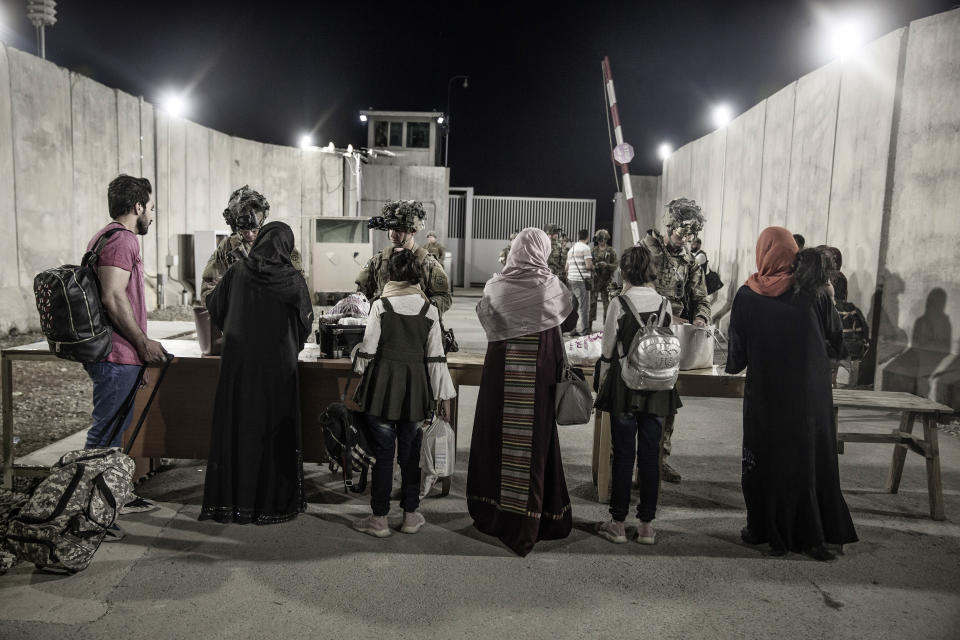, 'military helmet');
663,197,705,235
223,185,269,233
595,228,611,242
544,224,561,236
381,200,426,233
